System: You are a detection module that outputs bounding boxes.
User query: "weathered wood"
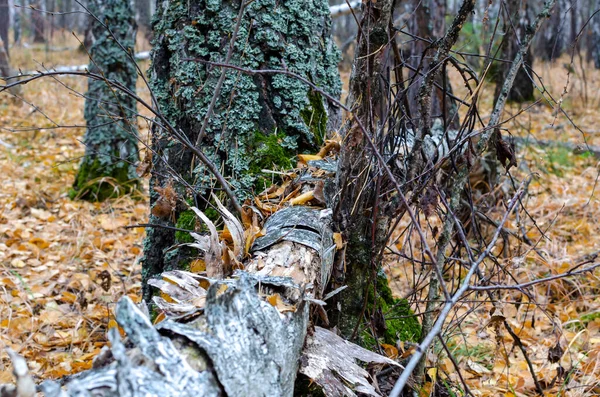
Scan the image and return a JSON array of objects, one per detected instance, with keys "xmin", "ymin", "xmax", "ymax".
[{"xmin": 1, "ymin": 206, "xmax": 403, "ymax": 396}]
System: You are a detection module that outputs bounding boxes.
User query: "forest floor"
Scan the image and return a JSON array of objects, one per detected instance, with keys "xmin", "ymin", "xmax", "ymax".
[{"xmin": 1, "ymin": 42, "xmax": 600, "ymax": 396}]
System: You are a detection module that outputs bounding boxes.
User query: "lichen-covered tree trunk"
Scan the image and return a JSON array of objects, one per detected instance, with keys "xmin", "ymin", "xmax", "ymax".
[
  {"xmin": 71, "ymin": 0, "xmax": 139, "ymax": 201},
  {"xmin": 142, "ymin": 0, "xmax": 342, "ymax": 301},
  {"xmin": 494, "ymin": 0, "xmax": 535, "ymax": 103}
]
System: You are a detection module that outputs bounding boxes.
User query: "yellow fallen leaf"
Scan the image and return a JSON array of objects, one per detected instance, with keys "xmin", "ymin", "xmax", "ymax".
[
  {"xmin": 29, "ymin": 237, "xmax": 50, "ymax": 249},
  {"xmin": 289, "ymin": 190, "xmax": 314, "ymax": 206},
  {"xmin": 381, "ymin": 343, "xmax": 398, "ymax": 359},
  {"xmin": 190, "ymin": 259, "xmax": 206, "ymax": 273},
  {"xmin": 333, "ymin": 232, "xmax": 343, "ymax": 250},
  {"xmin": 266, "ymin": 293, "xmax": 296, "ymax": 313},
  {"xmin": 10, "ymin": 258, "xmax": 26, "ymax": 268},
  {"xmin": 298, "ymin": 154, "xmax": 322, "ymax": 164},
  {"xmin": 316, "ymin": 139, "xmax": 340, "ymax": 158}
]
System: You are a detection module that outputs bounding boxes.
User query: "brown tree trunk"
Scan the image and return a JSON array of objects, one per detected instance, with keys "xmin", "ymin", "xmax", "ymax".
[
  {"xmin": 332, "ymin": 0, "xmax": 395, "ymax": 338},
  {"xmin": 535, "ymin": 0, "xmax": 564, "ymax": 61},
  {"xmin": 31, "ymin": 1, "xmax": 46, "ymax": 43}
]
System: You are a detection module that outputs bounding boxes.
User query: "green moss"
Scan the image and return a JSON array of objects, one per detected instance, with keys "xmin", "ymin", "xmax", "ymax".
[
  {"xmin": 175, "ymin": 210, "xmax": 197, "ymax": 243},
  {"xmin": 247, "ymin": 131, "xmax": 295, "ymax": 191},
  {"xmin": 70, "ymin": 157, "xmax": 137, "ymax": 201},
  {"xmin": 362, "ymin": 271, "xmax": 421, "ymax": 347},
  {"xmin": 300, "ymin": 91, "xmax": 328, "ymax": 146}
]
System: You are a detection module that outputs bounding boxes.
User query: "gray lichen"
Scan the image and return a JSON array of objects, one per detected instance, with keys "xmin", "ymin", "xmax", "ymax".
[
  {"xmin": 71, "ymin": 0, "xmax": 139, "ymax": 201},
  {"xmin": 150, "ymin": 0, "xmax": 341, "ymax": 198},
  {"xmin": 143, "ymin": 0, "xmax": 342, "ymax": 300}
]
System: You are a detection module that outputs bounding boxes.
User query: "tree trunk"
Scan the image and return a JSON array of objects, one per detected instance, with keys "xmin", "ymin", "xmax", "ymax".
[
  {"xmin": 142, "ymin": 0, "xmax": 342, "ymax": 302},
  {"xmin": 31, "ymin": 1, "xmax": 45, "ymax": 43},
  {"xmin": 13, "ymin": 0, "xmax": 21, "ymax": 45},
  {"xmin": 0, "ymin": 36, "xmax": 12, "ymax": 78},
  {"xmin": 0, "ymin": 0, "xmax": 9, "ymax": 57},
  {"xmin": 535, "ymin": 0, "xmax": 563, "ymax": 61},
  {"xmin": 2, "ymin": 204, "xmax": 405, "ymax": 397},
  {"xmin": 494, "ymin": 0, "xmax": 535, "ymax": 103},
  {"xmin": 134, "ymin": 0, "xmax": 152, "ymax": 41},
  {"xmin": 71, "ymin": 0, "xmax": 139, "ymax": 201},
  {"xmin": 332, "ymin": 0, "xmax": 402, "ymax": 340},
  {"xmin": 407, "ymin": 0, "xmax": 459, "ymax": 129},
  {"xmin": 591, "ymin": 0, "xmax": 600, "ymax": 68}
]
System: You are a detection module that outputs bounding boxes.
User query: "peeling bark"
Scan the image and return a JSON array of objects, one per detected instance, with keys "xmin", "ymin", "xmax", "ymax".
[{"xmin": 1, "ymin": 207, "xmax": 404, "ymax": 396}]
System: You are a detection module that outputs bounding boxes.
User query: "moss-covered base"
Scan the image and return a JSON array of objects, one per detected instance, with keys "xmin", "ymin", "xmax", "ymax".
[
  {"xmin": 331, "ymin": 224, "xmax": 421, "ymax": 347},
  {"xmin": 70, "ymin": 157, "xmax": 138, "ymax": 202},
  {"xmin": 362, "ymin": 271, "xmax": 421, "ymax": 348}
]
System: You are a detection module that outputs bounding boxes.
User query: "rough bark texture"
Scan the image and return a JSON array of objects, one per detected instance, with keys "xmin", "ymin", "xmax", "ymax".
[
  {"xmin": 407, "ymin": 0, "xmax": 459, "ymax": 129},
  {"xmin": 494, "ymin": 0, "xmax": 535, "ymax": 103},
  {"xmin": 142, "ymin": 0, "xmax": 342, "ymax": 302},
  {"xmin": 0, "ymin": 0, "xmax": 9, "ymax": 57},
  {"xmin": 71, "ymin": 0, "xmax": 139, "ymax": 201},
  {"xmin": 333, "ymin": 0, "xmax": 394, "ymax": 338}
]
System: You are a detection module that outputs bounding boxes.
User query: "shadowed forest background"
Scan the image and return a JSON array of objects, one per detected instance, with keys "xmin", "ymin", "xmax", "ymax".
[{"xmin": 2, "ymin": 0, "xmax": 600, "ymax": 396}]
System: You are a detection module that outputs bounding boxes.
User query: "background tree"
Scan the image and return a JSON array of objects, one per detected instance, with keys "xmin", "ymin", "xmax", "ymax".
[
  {"xmin": 31, "ymin": 1, "xmax": 45, "ymax": 43},
  {"xmin": 71, "ymin": 0, "xmax": 139, "ymax": 201},
  {"xmin": 535, "ymin": 0, "xmax": 565, "ymax": 61},
  {"xmin": 494, "ymin": 0, "xmax": 535, "ymax": 102},
  {"xmin": 134, "ymin": 0, "xmax": 153, "ymax": 40},
  {"xmin": 406, "ymin": 0, "xmax": 460, "ymax": 129},
  {"xmin": 0, "ymin": 0, "xmax": 9, "ymax": 57},
  {"xmin": 591, "ymin": 0, "xmax": 600, "ymax": 68},
  {"xmin": 142, "ymin": 0, "xmax": 342, "ymax": 300}
]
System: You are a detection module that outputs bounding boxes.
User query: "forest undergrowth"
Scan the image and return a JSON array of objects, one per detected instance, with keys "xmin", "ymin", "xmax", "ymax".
[{"xmin": 1, "ymin": 44, "xmax": 600, "ymax": 396}]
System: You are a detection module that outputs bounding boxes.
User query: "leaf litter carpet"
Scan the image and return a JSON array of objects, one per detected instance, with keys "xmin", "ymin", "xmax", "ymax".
[{"xmin": 0, "ymin": 50, "xmax": 600, "ymax": 396}]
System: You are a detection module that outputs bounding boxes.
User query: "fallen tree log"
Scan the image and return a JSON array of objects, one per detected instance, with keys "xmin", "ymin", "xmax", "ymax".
[{"xmin": 2, "ymin": 206, "xmax": 407, "ymax": 397}]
